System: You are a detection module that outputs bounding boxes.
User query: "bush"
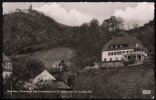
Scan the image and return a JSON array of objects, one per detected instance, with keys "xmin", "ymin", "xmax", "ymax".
[{"xmin": 122, "ymin": 59, "xmax": 136, "ymax": 66}]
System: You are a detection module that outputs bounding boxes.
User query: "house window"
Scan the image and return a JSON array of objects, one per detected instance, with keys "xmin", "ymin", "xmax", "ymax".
[
  {"xmin": 115, "ymin": 45, "xmax": 118, "ymax": 48},
  {"xmin": 136, "ymin": 44, "xmax": 139, "ymax": 47},
  {"xmin": 108, "ymin": 52, "xmax": 113, "ymax": 56},
  {"xmin": 126, "ymin": 51, "xmax": 129, "ymax": 53},
  {"xmin": 113, "ymin": 45, "xmax": 116, "ymax": 48},
  {"xmin": 108, "ymin": 52, "xmax": 111, "ymax": 56},
  {"xmin": 114, "ymin": 52, "xmax": 122, "ymax": 55},
  {"xmin": 104, "ymin": 58, "xmax": 106, "ymax": 62},
  {"xmin": 115, "ymin": 57, "xmax": 118, "ymax": 61},
  {"xmin": 111, "ymin": 52, "xmax": 113, "ymax": 55},
  {"xmin": 7, "ymin": 65, "xmax": 9, "ymax": 69},
  {"xmin": 110, "ymin": 58, "xmax": 112, "ymax": 61},
  {"xmin": 128, "ymin": 56, "xmax": 131, "ymax": 60},
  {"xmin": 110, "ymin": 45, "xmax": 113, "ymax": 48}
]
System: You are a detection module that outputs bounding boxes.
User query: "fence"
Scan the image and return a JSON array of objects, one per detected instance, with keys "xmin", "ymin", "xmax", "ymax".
[
  {"xmin": 3, "ymin": 90, "xmax": 91, "ymax": 98},
  {"xmin": 101, "ymin": 60, "xmax": 144, "ymax": 68}
]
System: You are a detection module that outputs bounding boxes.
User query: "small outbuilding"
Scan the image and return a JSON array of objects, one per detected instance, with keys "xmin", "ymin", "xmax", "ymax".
[{"xmin": 33, "ymin": 70, "xmax": 56, "ymax": 83}]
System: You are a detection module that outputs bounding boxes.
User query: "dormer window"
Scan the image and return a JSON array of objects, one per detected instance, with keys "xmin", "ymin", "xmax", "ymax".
[
  {"xmin": 136, "ymin": 44, "xmax": 139, "ymax": 47},
  {"xmin": 109, "ymin": 44, "xmax": 128, "ymax": 49},
  {"xmin": 113, "ymin": 45, "xmax": 116, "ymax": 48},
  {"xmin": 7, "ymin": 65, "xmax": 9, "ymax": 69},
  {"xmin": 123, "ymin": 44, "xmax": 128, "ymax": 48}
]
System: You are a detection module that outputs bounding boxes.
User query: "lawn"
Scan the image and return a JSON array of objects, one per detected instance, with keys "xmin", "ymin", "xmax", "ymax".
[
  {"xmin": 12, "ymin": 47, "xmax": 76, "ymax": 70},
  {"xmin": 72, "ymin": 62, "xmax": 155, "ymax": 99}
]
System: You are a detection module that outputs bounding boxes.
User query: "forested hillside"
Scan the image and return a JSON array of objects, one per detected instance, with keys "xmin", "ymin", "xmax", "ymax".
[
  {"xmin": 128, "ymin": 20, "xmax": 155, "ymax": 57},
  {"xmin": 3, "ymin": 10, "xmax": 154, "ymax": 67},
  {"xmin": 3, "ymin": 9, "xmax": 155, "ymax": 99},
  {"xmin": 3, "ymin": 10, "xmax": 75, "ymax": 55}
]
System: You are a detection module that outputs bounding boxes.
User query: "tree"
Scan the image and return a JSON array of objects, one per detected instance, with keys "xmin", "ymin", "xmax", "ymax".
[
  {"xmin": 24, "ymin": 58, "xmax": 45, "ymax": 79},
  {"xmin": 88, "ymin": 19, "xmax": 101, "ymax": 57},
  {"xmin": 132, "ymin": 23, "xmax": 139, "ymax": 29},
  {"xmin": 102, "ymin": 16, "xmax": 124, "ymax": 32},
  {"xmin": 12, "ymin": 57, "xmax": 45, "ymax": 82},
  {"xmin": 12, "ymin": 57, "xmax": 28, "ymax": 81}
]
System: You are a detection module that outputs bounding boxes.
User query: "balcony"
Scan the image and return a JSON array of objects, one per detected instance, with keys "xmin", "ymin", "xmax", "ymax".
[{"xmin": 122, "ymin": 51, "xmax": 147, "ymax": 56}]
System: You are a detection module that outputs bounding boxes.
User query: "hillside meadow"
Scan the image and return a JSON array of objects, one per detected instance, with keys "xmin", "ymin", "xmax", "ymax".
[{"xmin": 72, "ymin": 61, "xmax": 155, "ymax": 98}]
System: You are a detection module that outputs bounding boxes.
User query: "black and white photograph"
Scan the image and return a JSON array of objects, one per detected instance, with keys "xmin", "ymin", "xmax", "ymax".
[{"xmin": 2, "ymin": 2, "xmax": 155, "ymax": 99}]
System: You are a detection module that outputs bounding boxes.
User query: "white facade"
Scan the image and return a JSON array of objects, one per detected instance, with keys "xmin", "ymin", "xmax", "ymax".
[
  {"xmin": 102, "ymin": 36, "xmax": 148, "ymax": 65},
  {"xmin": 3, "ymin": 62, "xmax": 12, "ymax": 79},
  {"xmin": 33, "ymin": 70, "xmax": 56, "ymax": 83},
  {"xmin": 3, "ymin": 62, "xmax": 12, "ymax": 69},
  {"xmin": 3, "ymin": 71, "xmax": 12, "ymax": 79},
  {"xmin": 102, "ymin": 48, "xmax": 147, "ymax": 62},
  {"xmin": 102, "ymin": 49, "xmax": 133, "ymax": 62}
]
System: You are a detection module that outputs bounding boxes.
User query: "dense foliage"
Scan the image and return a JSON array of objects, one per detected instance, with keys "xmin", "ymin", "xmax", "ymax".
[
  {"xmin": 3, "ymin": 11, "xmax": 75, "ymax": 55},
  {"xmin": 3, "ymin": 10, "xmax": 154, "ymax": 67},
  {"xmin": 12, "ymin": 57, "xmax": 45, "ymax": 82},
  {"xmin": 3, "ymin": 10, "xmax": 154, "ymax": 98},
  {"xmin": 128, "ymin": 20, "xmax": 155, "ymax": 57}
]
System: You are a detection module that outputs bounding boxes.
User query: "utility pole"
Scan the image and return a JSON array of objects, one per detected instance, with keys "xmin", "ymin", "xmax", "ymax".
[
  {"xmin": 11, "ymin": 82, "xmax": 12, "ymax": 98},
  {"xmin": 31, "ymin": 70, "xmax": 33, "ymax": 79}
]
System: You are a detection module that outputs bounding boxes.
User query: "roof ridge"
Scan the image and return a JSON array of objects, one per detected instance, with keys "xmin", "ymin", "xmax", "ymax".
[
  {"xmin": 3, "ymin": 53, "xmax": 11, "ymax": 62},
  {"xmin": 102, "ymin": 34, "xmax": 141, "ymax": 51}
]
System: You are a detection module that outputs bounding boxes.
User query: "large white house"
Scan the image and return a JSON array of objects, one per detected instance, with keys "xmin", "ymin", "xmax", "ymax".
[
  {"xmin": 102, "ymin": 35, "xmax": 147, "ymax": 62},
  {"xmin": 2, "ymin": 53, "xmax": 13, "ymax": 79}
]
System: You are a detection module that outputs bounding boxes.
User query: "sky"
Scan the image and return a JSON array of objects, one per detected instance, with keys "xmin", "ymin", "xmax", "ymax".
[{"xmin": 3, "ymin": 2, "xmax": 154, "ymax": 27}]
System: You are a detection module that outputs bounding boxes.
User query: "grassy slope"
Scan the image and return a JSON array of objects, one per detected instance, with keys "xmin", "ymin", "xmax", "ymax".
[
  {"xmin": 31, "ymin": 48, "xmax": 75, "ymax": 69},
  {"xmin": 73, "ymin": 62, "xmax": 155, "ymax": 98},
  {"xmin": 14, "ymin": 47, "xmax": 76, "ymax": 70}
]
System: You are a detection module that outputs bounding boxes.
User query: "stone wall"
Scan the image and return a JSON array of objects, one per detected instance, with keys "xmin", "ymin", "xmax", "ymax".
[
  {"xmin": 101, "ymin": 62, "xmax": 124, "ymax": 67},
  {"xmin": 101, "ymin": 61, "xmax": 143, "ymax": 68}
]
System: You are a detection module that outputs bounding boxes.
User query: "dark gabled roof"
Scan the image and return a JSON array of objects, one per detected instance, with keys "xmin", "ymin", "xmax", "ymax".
[
  {"xmin": 102, "ymin": 35, "xmax": 143, "ymax": 51},
  {"xmin": 3, "ymin": 53, "xmax": 11, "ymax": 62},
  {"xmin": 48, "ymin": 81, "xmax": 71, "ymax": 90},
  {"xmin": 56, "ymin": 81, "xmax": 71, "ymax": 90}
]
